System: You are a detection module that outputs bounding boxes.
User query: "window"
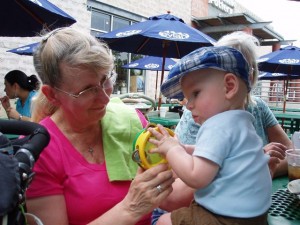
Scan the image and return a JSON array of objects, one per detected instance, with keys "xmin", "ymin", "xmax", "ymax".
[
  {"xmin": 90, "ymin": 7, "xmax": 144, "ymax": 94},
  {"xmin": 91, "ymin": 12, "xmax": 110, "ymax": 33}
]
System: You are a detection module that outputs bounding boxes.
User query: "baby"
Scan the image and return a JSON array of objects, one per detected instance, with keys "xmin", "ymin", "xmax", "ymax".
[{"xmin": 149, "ymin": 46, "xmax": 271, "ymax": 225}]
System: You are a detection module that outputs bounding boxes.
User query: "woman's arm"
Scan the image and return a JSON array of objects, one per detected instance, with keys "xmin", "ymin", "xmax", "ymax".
[
  {"xmin": 27, "ymin": 164, "xmax": 174, "ymax": 225},
  {"xmin": 88, "ymin": 164, "xmax": 174, "ymax": 225},
  {"xmin": 5, "ymin": 107, "xmax": 31, "ymax": 121},
  {"xmin": 26, "ymin": 195, "xmax": 68, "ymax": 225}
]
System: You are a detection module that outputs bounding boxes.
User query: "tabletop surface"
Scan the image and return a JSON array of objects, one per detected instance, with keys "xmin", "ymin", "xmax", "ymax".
[
  {"xmin": 269, "ymin": 176, "xmax": 300, "ymax": 225},
  {"xmin": 147, "ymin": 111, "xmax": 180, "ymax": 127},
  {"xmin": 273, "ymin": 112, "xmax": 300, "ymax": 119}
]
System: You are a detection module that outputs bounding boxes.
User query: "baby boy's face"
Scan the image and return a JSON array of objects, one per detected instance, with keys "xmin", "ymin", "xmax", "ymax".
[{"xmin": 181, "ymin": 68, "xmax": 228, "ymax": 124}]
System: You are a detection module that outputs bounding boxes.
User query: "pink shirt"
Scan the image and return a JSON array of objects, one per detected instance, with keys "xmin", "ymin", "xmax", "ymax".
[{"xmin": 26, "ymin": 115, "xmax": 150, "ymax": 225}]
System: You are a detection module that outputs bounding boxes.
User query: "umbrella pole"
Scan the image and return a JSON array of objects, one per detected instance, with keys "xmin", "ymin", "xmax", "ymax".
[
  {"xmin": 280, "ymin": 79, "xmax": 289, "ymax": 129},
  {"xmin": 283, "ymin": 79, "xmax": 289, "ymax": 113},
  {"xmin": 155, "ymin": 71, "xmax": 159, "ymax": 101},
  {"xmin": 158, "ymin": 44, "xmax": 167, "ymax": 110}
]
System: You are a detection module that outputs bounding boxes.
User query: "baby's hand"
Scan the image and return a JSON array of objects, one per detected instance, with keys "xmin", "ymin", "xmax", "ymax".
[{"xmin": 148, "ymin": 124, "xmax": 180, "ymax": 156}]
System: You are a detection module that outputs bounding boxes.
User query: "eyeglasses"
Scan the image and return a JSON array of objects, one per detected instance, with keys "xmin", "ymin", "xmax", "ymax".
[{"xmin": 54, "ymin": 72, "xmax": 116, "ymax": 99}]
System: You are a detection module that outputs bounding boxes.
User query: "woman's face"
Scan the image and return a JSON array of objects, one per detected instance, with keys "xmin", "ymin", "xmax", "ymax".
[
  {"xmin": 4, "ymin": 79, "xmax": 15, "ymax": 99},
  {"xmin": 53, "ymin": 64, "xmax": 113, "ymax": 124}
]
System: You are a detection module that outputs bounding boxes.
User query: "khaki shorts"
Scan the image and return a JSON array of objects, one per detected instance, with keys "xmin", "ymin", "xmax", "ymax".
[{"xmin": 171, "ymin": 201, "xmax": 268, "ymax": 225}]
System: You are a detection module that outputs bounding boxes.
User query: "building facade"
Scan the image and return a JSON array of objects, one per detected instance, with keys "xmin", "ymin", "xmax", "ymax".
[{"xmin": 0, "ymin": 0, "xmax": 288, "ymax": 102}]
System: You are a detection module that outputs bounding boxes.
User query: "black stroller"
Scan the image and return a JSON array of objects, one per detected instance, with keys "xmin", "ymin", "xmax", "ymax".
[{"xmin": 0, "ymin": 120, "xmax": 50, "ymax": 225}]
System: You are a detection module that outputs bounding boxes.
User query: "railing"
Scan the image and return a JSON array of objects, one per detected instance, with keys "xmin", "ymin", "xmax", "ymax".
[
  {"xmin": 252, "ymin": 80, "xmax": 300, "ymax": 110},
  {"xmin": 253, "ymin": 80, "xmax": 300, "ymax": 137}
]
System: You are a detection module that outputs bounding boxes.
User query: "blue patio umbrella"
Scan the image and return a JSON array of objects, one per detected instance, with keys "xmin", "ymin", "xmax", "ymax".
[
  {"xmin": 122, "ymin": 56, "xmax": 176, "ymax": 71},
  {"xmin": 7, "ymin": 42, "xmax": 39, "ymax": 56},
  {"xmin": 258, "ymin": 46, "xmax": 300, "ymax": 112},
  {"xmin": 258, "ymin": 72, "xmax": 300, "ymax": 80},
  {"xmin": 258, "ymin": 45, "xmax": 300, "ymax": 75},
  {"xmin": 1, "ymin": 0, "xmax": 76, "ymax": 37},
  {"xmin": 122, "ymin": 56, "xmax": 177, "ymax": 100},
  {"xmin": 98, "ymin": 12, "xmax": 215, "ymax": 107},
  {"xmin": 98, "ymin": 13, "xmax": 215, "ymax": 59}
]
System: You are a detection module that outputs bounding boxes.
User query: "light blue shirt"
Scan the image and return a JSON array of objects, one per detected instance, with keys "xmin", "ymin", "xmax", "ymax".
[
  {"xmin": 16, "ymin": 90, "xmax": 37, "ymax": 117},
  {"xmin": 194, "ymin": 110, "xmax": 271, "ymax": 217},
  {"xmin": 175, "ymin": 96, "xmax": 278, "ymax": 146}
]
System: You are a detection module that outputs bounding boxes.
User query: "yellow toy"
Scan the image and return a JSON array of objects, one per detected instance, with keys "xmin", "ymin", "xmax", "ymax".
[{"xmin": 132, "ymin": 124, "xmax": 174, "ymax": 170}]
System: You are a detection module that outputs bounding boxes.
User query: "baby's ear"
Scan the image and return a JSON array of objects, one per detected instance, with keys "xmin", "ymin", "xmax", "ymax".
[{"xmin": 224, "ymin": 73, "xmax": 239, "ymax": 99}]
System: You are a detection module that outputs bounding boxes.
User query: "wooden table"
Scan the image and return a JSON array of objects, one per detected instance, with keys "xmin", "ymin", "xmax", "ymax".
[
  {"xmin": 268, "ymin": 176, "xmax": 300, "ymax": 225},
  {"xmin": 273, "ymin": 112, "xmax": 300, "ymax": 135}
]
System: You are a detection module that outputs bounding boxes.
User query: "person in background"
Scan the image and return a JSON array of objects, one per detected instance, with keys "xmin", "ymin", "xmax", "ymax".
[
  {"xmin": 149, "ymin": 46, "xmax": 272, "ymax": 225},
  {"xmin": 25, "ymin": 27, "xmax": 174, "ymax": 225},
  {"xmin": 1, "ymin": 70, "xmax": 39, "ymax": 121},
  {"xmin": 175, "ymin": 31, "xmax": 291, "ymax": 177}
]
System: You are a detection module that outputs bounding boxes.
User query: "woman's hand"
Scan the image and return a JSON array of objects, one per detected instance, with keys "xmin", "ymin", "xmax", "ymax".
[
  {"xmin": 0, "ymin": 96, "xmax": 10, "ymax": 109},
  {"xmin": 263, "ymin": 142, "xmax": 286, "ymax": 178},
  {"xmin": 120, "ymin": 163, "xmax": 174, "ymax": 219}
]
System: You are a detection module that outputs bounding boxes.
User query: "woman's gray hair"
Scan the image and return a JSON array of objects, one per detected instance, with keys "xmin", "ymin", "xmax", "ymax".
[
  {"xmin": 33, "ymin": 27, "xmax": 114, "ymax": 87},
  {"xmin": 215, "ymin": 31, "xmax": 260, "ymax": 87}
]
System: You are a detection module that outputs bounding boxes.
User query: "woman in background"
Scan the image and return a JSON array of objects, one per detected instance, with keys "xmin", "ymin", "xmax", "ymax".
[{"xmin": 1, "ymin": 70, "xmax": 39, "ymax": 121}]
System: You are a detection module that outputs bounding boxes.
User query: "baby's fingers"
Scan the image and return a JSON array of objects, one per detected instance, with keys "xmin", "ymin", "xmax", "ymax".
[
  {"xmin": 148, "ymin": 137, "xmax": 159, "ymax": 146},
  {"xmin": 148, "ymin": 127, "xmax": 163, "ymax": 139},
  {"xmin": 156, "ymin": 124, "xmax": 170, "ymax": 136}
]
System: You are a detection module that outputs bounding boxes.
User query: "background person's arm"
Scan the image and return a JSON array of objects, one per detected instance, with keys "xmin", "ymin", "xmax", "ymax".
[{"xmin": 267, "ymin": 124, "xmax": 292, "ymax": 177}]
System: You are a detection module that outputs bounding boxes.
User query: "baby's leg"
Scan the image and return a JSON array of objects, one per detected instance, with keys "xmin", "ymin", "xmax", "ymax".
[{"xmin": 156, "ymin": 212, "xmax": 172, "ymax": 225}]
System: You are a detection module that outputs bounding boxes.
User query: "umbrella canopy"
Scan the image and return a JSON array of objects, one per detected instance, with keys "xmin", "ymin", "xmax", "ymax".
[
  {"xmin": 98, "ymin": 13, "xmax": 215, "ymax": 59},
  {"xmin": 122, "ymin": 56, "xmax": 177, "ymax": 100},
  {"xmin": 258, "ymin": 46, "xmax": 300, "ymax": 113},
  {"xmin": 1, "ymin": 0, "xmax": 76, "ymax": 37},
  {"xmin": 258, "ymin": 72, "xmax": 300, "ymax": 80},
  {"xmin": 7, "ymin": 42, "xmax": 39, "ymax": 55},
  {"xmin": 258, "ymin": 45, "xmax": 300, "ymax": 75},
  {"xmin": 98, "ymin": 12, "xmax": 215, "ymax": 107},
  {"xmin": 122, "ymin": 56, "xmax": 176, "ymax": 71}
]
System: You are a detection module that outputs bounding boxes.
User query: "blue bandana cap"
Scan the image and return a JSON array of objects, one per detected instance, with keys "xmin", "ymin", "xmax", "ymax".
[{"xmin": 161, "ymin": 46, "xmax": 251, "ymax": 99}]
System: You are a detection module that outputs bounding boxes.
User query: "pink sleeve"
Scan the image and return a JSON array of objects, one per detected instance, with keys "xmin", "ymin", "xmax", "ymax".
[{"xmin": 135, "ymin": 109, "xmax": 148, "ymax": 128}]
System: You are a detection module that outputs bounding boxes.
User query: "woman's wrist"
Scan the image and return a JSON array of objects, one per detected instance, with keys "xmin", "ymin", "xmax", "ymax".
[
  {"xmin": 88, "ymin": 201, "xmax": 140, "ymax": 225},
  {"xmin": 5, "ymin": 106, "xmax": 11, "ymax": 113},
  {"xmin": 18, "ymin": 114, "xmax": 23, "ymax": 120},
  {"xmin": 117, "ymin": 199, "xmax": 143, "ymax": 222}
]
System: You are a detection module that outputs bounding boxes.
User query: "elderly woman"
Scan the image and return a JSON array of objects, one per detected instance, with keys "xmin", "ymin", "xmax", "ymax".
[{"xmin": 25, "ymin": 27, "xmax": 174, "ymax": 225}]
